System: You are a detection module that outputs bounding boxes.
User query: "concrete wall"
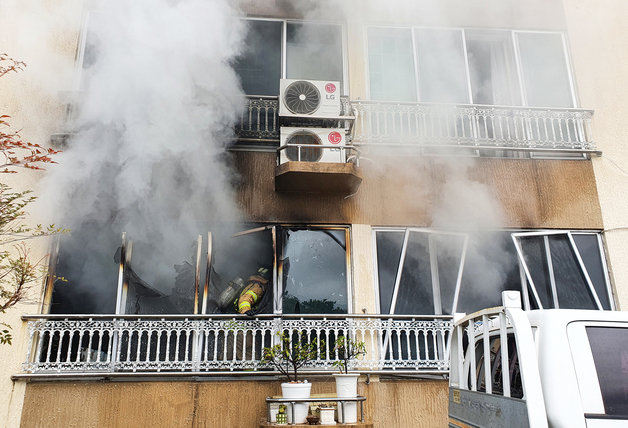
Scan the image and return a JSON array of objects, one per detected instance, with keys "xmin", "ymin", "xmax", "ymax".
[
  {"xmin": 563, "ymin": 0, "xmax": 628, "ymax": 309},
  {"xmin": 20, "ymin": 378, "xmax": 448, "ymax": 428}
]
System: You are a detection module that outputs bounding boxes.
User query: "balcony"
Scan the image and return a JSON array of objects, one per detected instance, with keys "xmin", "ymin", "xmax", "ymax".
[
  {"xmin": 351, "ymin": 101, "xmax": 596, "ymax": 156},
  {"xmin": 234, "ymin": 97, "xmax": 597, "ymax": 157},
  {"xmin": 17, "ymin": 314, "xmax": 452, "ymax": 379}
]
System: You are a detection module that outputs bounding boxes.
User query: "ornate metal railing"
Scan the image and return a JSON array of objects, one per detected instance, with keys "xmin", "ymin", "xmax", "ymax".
[
  {"xmin": 21, "ymin": 314, "xmax": 452, "ymax": 375},
  {"xmin": 234, "ymin": 96, "xmax": 354, "ymax": 144},
  {"xmin": 351, "ymin": 100, "xmax": 596, "ymax": 153}
]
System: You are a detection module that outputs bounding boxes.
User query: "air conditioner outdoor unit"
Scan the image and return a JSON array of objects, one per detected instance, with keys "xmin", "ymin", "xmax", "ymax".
[
  {"xmin": 279, "ymin": 127, "xmax": 346, "ymax": 164},
  {"xmin": 279, "ymin": 79, "xmax": 341, "ymax": 119}
]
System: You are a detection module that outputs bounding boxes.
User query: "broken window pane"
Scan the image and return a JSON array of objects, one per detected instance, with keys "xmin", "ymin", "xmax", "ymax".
[
  {"xmin": 233, "ymin": 20, "xmax": 282, "ymax": 95},
  {"xmin": 286, "ymin": 23, "xmax": 343, "ymax": 87},
  {"xmin": 375, "ymin": 231, "xmax": 405, "ymax": 314},
  {"xmin": 281, "ymin": 228, "xmax": 348, "ymax": 314}
]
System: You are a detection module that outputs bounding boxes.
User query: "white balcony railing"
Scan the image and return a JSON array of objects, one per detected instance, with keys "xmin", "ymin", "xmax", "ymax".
[
  {"xmin": 351, "ymin": 101, "xmax": 596, "ymax": 153},
  {"xmin": 20, "ymin": 314, "xmax": 452, "ymax": 376}
]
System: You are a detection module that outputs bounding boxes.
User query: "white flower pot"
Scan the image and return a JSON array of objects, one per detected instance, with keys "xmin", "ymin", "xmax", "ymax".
[
  {"xmin": 319, "ymin": 407, "xmax": 336, "ymax": 425},
  {"xmin": 333, "ymin": 373, "xmax": 359, "ymax": 423},
  {"xmin": 281, "ymin": 381, "xmax": 312, "ymax": 424}
]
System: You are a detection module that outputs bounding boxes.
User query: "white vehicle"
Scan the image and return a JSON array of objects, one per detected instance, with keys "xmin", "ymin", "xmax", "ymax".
[{"xmin": 449, "ymin": 291, "xmax": 628, "ymax": 428}]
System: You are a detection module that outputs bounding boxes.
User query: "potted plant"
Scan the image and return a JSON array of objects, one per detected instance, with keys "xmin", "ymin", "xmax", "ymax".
[
  {"xmin": 332, "ymin": 336, "xmax": 366, "ymax": 423},
  {"xmin": 262, "ymin": 331, "xmax": 321, "ymax": 424}
]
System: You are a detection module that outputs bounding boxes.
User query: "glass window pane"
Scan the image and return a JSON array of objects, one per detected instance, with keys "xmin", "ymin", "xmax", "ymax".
[
  {"xmin": 517, "ymin": 32, "xmax": 573, "ymax": 108},
  {"xmin": 51, "ymin": 231, "xmax": 118, "ymax": 314},
  {"xmin": 572, "ymin": 234, "xmax": 611, "ymax": 310},
  {"xmin": 414, "ymin": 28, "xmax": 469, "ymax": 104},
  {"xmin": 587, "ymin": 327, "xmax": 628, "ymax": 416},
  {"xmin": 287, "ymin": 23, "xmax": 343, "ymax": 87},
  {"xmin": 432, "ymin": 234, "xmax": 466, "ymax": 314},
  {"xmin": 518, "ymin": 236, "xmax": 554, "ymax": 308},
  {"xmin": 233, "ymin": 20, "xmax": 282, "ymax": 95},
  {"xmin": 457, "ymin": 232, "xmax": 519, "ymax": 313},
  {"xmin": 375, "ymin": 231, "xmax": 405, "ymax": 314},
  {"xmin": 367, "ymin": 27, "xmax": 417, "ymax": 102},
  {"xmin": 549, "ymin": 235, "xmax": 598, "ymax": 309},
  {"xmin": 465, "ymin": 30, "xmax": 521, "ymax": 105},
  {"xmin": 281, "ymin": 229, "xmax": 348, "ymax": 314},
  {"xmin": 395, "ymin": 232, "xmax": 433, "ymax": 314}
]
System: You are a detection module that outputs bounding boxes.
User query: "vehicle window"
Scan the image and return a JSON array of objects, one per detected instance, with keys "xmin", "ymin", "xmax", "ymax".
[{"xmin": 586, "ymin": 327, "xmax": 628, "ymax": 416}]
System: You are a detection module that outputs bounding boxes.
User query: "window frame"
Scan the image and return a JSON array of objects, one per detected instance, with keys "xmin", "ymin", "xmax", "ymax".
[
  {"xmin": 239, "ymin": 17, "xmax": 349, "ymax": 96},
  {"xmin": 275, "ymin": 224, "xmax": 352, "ymax": 315},
  {"xmin": 372, "ymin": 228, "xmax": 614, "ymax": 316},
  {"xmin": 512, "ymin": 230, "xmax": 610, "ymax": 311},
  {"xmin": 364, "ymin": 25, "xmax": 578, "ymax": 108},
  {"xmin": 371, "ymin": 227, "xmax": 468, "ymax": 316}
]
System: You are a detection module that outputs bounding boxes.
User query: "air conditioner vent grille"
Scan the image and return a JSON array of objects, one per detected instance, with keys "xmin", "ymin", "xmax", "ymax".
[
  {"xmin": 285, "ymin": 130, "xmax": 322, "ymax": 162},
  {"xmin": 283, "ymin": 80, "xmax": 321, "ymax": 115}
]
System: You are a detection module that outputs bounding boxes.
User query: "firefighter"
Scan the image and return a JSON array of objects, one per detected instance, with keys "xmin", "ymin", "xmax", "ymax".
[{"xmin": 236, "ymin": 266, "xmax": 270, "ymax": 315}]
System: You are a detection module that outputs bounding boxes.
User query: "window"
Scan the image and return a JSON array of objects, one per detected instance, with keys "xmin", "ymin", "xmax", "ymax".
[
  {"xmin": 373, "ymin": 229, "xmax": 613, "ymax": 315},
  {"xmin": 233, "ymin": 19, "xmax": 345, "ymax": 96},
  {"xmin": 513, "ymin": 231, "xmax": 612, "ymax": 310},
  {"xmin": 587, "ymin": 327, "xmax": 628, "ymax": 416},
  {"xmin": 367, "ymin": 27, "xmax": 576, "ymax": 108},
  {"xmin": 50, "ymin": 225, "xmax": 350, "ymax": 316},
  {"xmin": 280, "ymin": 228, "xmax": 349, "ymax": 314},
  {"xmin": 374, "ymin": 229, "xmax": 467, "ymax": 315}
]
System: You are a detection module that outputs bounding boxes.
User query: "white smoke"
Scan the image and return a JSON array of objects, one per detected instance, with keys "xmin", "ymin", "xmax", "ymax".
[{"xmin": 38, "ymin": 0, "xmax": 246, "ymax": 311}]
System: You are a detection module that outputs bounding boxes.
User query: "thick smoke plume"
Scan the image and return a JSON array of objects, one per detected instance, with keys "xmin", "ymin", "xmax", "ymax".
[{"xmin": 39, "ymin": 0, "xmax": 246, "ymax": 313}]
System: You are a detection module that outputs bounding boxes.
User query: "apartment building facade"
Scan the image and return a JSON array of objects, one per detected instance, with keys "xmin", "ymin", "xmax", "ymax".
[{"xmin": 1, "ymin": 0, "xmax": 625, "ymax": 426}]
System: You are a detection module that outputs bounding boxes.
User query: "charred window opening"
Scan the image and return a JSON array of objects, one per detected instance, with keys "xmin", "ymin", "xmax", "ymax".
[
  {"xmin": 233, "ymin": 19, "xmax": 345, "ymax": 96},
  {"xmin": 280, "ymin": 228, "xmax": 349, "ymax": 314},
  {"xmin": 48, "ymin": 224, "xmax": 349, "ymax": 316},
  {"xmin": 374, "ymin": 229, "xmax": 612, "ymax": 314}
]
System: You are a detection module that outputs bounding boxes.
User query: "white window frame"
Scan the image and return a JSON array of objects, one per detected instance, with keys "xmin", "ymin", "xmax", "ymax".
[
  {"xmin": 512, "ymin": 230, "xmax": 606, "ymax": 310},
  {"xmin": 365, "ymin": 25, "xmax": 578, "ymax": 108},
  {"xmin": 372, "ymin": 227, "xmax": 468, "ymax": 316}
]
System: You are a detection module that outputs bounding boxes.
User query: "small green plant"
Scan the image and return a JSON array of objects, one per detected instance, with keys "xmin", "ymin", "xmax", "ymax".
[
  {"xmin": 332, "ymin": 336, "xmax": 366, "ymax": 374},
  {"xmin": 261, "ymin": 331, "xmax": 322, "ymax": 383}
]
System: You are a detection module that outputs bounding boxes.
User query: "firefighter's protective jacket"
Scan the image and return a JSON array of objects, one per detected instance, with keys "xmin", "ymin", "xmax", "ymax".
[{"xmin": 237, "ymin": 268, "xmax": 269, "ymax": 314}]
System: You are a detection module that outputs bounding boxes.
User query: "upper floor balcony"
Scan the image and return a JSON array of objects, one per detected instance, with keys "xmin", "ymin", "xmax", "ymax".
[{"xmin": 234, "ymin": 96, "xmax": 596, "ymax": 156}]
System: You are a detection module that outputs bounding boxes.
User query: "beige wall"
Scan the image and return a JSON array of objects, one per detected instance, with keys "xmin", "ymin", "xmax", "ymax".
[
  {"xmin": 0, "ymin": 2, "xmax": 83, "ymax": 426},
  {"xmin": 563, "ymin": 0, "xmax": 628, "ymax": 309}
]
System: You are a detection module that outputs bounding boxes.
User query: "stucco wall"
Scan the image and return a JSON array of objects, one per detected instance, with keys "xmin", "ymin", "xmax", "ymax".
[
  {"xmin": 20, "ymin": 378, "xmax": 448, "ymax": 428},
  {"xmin": 563, "ymin": 0, "xmax": 628, "ymax": 309}
]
